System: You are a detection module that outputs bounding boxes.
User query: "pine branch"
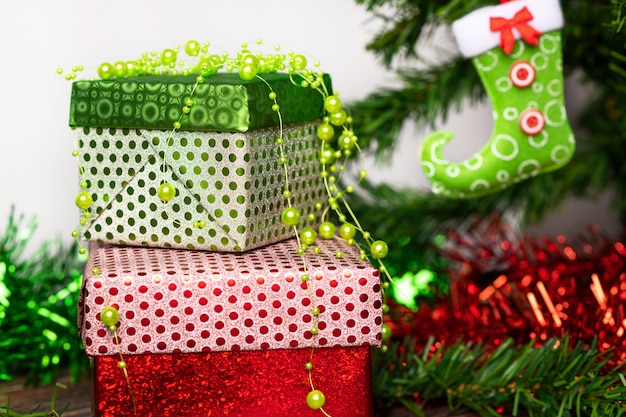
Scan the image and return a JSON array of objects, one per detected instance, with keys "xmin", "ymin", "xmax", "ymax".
[
  {"xmin": 354, "ymin": 0, "xmax": 493, "ymax": 68},
  {"xmin": 561, "ymin": 2, "xmax": 626, "ymax": 93},
  {"xmin": 346, "ymin": 180, "xmax": 491, "ymax": 273},
  {"xmin": 611, "ymin": 0, "xmax": 626, "ymax": 34},
  {"xmin": 373, "ymin": 336, "xmax": 626, "ymax": 417},
  {"xmin": 349, "ymin": 58, "xmax": 484, "ymax": 159}
]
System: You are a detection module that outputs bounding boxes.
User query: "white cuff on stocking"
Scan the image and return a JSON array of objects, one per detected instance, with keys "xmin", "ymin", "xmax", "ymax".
[{"xmin": 452, "ymin": 0, "xmax": 564, "ymax": 58}]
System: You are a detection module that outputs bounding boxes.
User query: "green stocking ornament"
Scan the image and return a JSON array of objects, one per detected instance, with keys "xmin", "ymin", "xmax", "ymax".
[{"xmin": 420, "ymin": 0, "xmax": 575, "ymax": 198}]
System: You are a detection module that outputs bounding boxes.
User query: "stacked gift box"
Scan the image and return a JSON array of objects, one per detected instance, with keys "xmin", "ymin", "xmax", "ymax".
[{"xmin": 71, "ymin": 71, "xmax": 383, "ymax": 416}]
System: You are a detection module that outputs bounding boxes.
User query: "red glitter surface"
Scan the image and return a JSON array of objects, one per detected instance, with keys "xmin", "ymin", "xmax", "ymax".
[{"xmin": 93, "ymin": 346, "xmax": 372, "ymax": 417}]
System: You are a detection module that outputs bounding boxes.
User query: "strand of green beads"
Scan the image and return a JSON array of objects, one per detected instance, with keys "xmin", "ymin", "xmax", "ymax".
[
  {"xmin": 93, "ymin": 266, "xmax": 137, "ymax": 414},
  {"xmin": 312, "ymin": 86, "xmax": 394, "ymax": 355},
  {"xmin": 71, "ymin": 130, "xmax": 93, "ymax": 256},
  {"xmin": 275, "ymin": 51, "xmax": 332, "ymax": 415},
  {"xmin": 157, "ymin": 74, "xmax": 210, "ymax": 231}
]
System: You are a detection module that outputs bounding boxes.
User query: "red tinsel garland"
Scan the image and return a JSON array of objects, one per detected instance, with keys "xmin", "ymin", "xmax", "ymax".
[{"xmin": 390, "ymin": 215, "xmax": 626, "ymax": 365}]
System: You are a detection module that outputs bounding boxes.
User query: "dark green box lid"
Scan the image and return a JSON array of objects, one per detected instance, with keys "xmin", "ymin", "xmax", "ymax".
[{"xmin": 69, "ymin": 72, "xmax": 331, "ymax": 132}]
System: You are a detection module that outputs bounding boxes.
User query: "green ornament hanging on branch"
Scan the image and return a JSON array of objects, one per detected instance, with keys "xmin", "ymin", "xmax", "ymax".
[{"xmin": 420, "ymin": 0, "xmax": 575, "ymax": 198}]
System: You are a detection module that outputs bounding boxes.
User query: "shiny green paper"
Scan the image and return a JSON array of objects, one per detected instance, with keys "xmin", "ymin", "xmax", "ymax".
[{"xmin": 69, "ymin": 73, "xmax": 331, "ymax": 132}]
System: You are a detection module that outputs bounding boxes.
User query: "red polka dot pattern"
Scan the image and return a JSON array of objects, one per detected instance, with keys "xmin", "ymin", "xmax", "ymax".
[{"xmin": 78, "ymin": 238, "xmax": 382, "ymax": 355}]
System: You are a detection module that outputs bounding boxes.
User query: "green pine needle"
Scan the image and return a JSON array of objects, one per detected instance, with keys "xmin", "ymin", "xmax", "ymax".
[{"xmin": 373, "ymin": 336, "xmax": 626, "ymax": 417}]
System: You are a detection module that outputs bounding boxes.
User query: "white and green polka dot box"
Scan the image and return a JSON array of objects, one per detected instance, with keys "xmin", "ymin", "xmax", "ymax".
[{"xmin": 69, "ymin": 72, "xmax": 330, "ymax": 251}]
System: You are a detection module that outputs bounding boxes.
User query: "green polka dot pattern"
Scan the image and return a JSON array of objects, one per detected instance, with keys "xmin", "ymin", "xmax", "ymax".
[
  {"xmin": 78, "ymin": 123, "xmax": 323, "ymax": 251},
  {"xmin": 419, "ymin": 31, "xmax": 575, "ymax": 198},
  {"xmin": 70, "ymin": 73, "xmax": 330, "ymax": 132}
]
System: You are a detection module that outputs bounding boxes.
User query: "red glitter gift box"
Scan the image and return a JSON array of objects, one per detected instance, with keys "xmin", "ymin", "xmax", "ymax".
[{"xmin": 78, "ymin": 238, "xmax": 383, "ymax": 416}]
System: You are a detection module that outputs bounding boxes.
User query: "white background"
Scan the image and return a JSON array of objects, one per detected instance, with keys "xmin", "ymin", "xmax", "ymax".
[{"xmin": 0, "ymin": 0, "xmax": 617, "ymax": 250}]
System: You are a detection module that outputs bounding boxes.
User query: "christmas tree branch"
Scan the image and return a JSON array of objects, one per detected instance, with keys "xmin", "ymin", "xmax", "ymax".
[
  {"xmin": 354, "ymin": 0, "xmax": 494, "ymax": 68},
  {"xmin": 611, "ymin": 0, "xmax": 626, "ymax": 33},
  {"xmin": 351, "ymin": 0, "xmax": 626, "ymax": 160},
  {"xmin": 373, "ymin": 336, "xmax": 626, "ymax": 417},
  {"xmin": 349, "ymin": 59, "xmax": 484, "ymax": 159}
]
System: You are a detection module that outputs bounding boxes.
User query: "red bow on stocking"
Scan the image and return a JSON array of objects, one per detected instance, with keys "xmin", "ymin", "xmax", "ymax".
[{"xmin": 490, "ymin": 6, "xmax": 543, "ymax": 55}]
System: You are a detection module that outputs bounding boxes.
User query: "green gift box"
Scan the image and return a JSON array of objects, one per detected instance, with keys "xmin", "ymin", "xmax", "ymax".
[{"xmin": 70, "ymin": 73, "xmax": 330, "ymax": 252}]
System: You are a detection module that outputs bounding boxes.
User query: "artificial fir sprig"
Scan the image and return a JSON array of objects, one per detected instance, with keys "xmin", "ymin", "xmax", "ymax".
[
  {"xmin": 354, "ymin": 0, "xmax": 489, "ymax": 68},
  {"xmin": 613, "ymin": 0, "xmax": 626, "ymax": 33},
  {"xmin": 373, "ymin": 336, "xmax": 626, "ymax": 417},
  {"xmin": 349, "ymin": 58, "xmax": 482, "ymax": 160}
]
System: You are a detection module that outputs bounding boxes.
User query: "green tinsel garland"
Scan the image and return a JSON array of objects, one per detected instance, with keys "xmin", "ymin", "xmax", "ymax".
[{"xmin": 0, "ymin": 208, "xmax": 87, "ymax": 386}]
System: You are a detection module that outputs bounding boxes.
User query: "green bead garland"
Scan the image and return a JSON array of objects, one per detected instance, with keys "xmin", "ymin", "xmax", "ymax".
[
  {"xmin": 370, "ymin": 240, "xmax": 389, "ymax": 259},
  {"xmin": 100, "ymin": 306, "xmax": 119, "ymax": 328},
  {"xmin": 323, "ymin": 95, "xmax": 342, "ymax": 113},
  {"xmin": 317, "ymin": 123, "xmax": 335, "ymax": 141},
  {"xmin": 318, "ymin": 222, "xmax": 336, "ymax": 240},
  {"xmin": 75, "ymin": 191, "xmax": 93, "ymax": 210},
  {"xmin": 157, "ymin": 183, "xmax": 176, "ymax": 202},
  {"xmin": 281, "ymin": 207, "xmax": 301, "ymax": 226},
  {"xmin": 300, "ymin": 227, "xmax": 318, "ymax": 245},
  {"xmin": 306, "ymin": 390, "xmax": 326, "ymax": 410},
  {"xmin": 185, "ymin": 40, "xmax": 201, "ymax": 56},
  {"xmin": 97, "ymin": 62, "xmax": 114, "ymax": 80},
  {"xmin": 339, "ymin": 223, "xmax": 357, "ymax": 240},
  {"xmin": 381, "ymin": 323, "xmax": 392, "ymax": 342}
]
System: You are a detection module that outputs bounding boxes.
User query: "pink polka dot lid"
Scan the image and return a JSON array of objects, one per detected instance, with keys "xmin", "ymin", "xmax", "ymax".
[{"xmin": 78, "ymin": 238, "xmax": 383, "ymax": 356}]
